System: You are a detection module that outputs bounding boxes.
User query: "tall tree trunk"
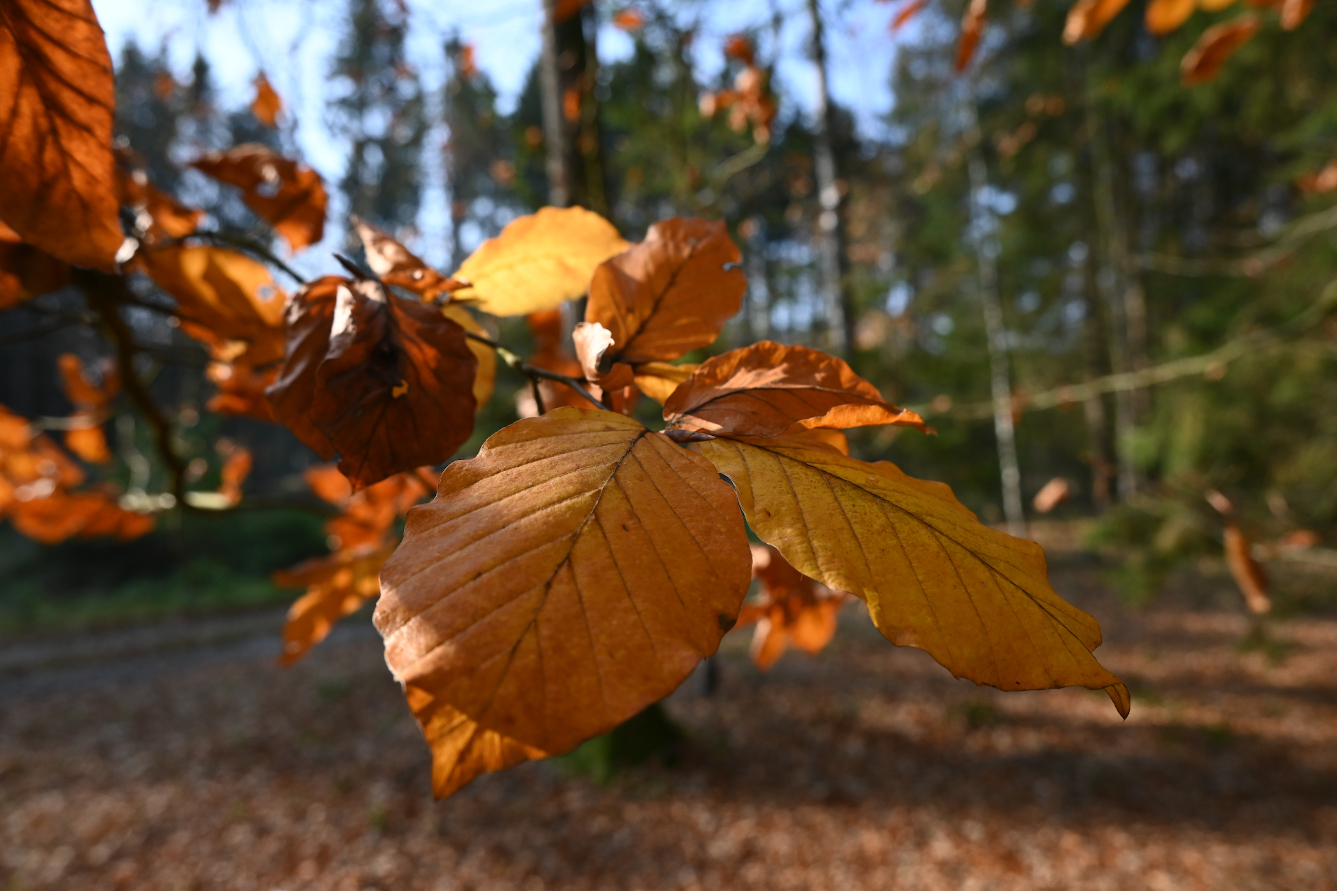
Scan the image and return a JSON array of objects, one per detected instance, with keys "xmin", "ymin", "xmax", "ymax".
[
  {"xmin": 1082, "ymin": 260, "xmax": 1113, "ymax": 512},
  {"xmin": 966, "ymin": 129, "xmax": 1027, "ymax": 539},
  {"xmin": 804, "ymin": 0, "xmax": 852, "ymax": 356},
  {"xmin": 539, "ymin": 1, "xmax": 608, "ymax": 214}
]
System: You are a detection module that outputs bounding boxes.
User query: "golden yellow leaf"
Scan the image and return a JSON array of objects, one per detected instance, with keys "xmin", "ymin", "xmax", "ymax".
[
  {"xmin": 1145, "ymin": 0, "xmax": 1196, "ymax": 34},
  {"xmin": 375, "ymin": 408, "xmax": 751, "ymax": 795},
  {"xmin": 0, "ymin": 0, "xmax": 122, "ymax": 271},
  {"xmin": 632, "ymin": 361, "xmax": 698, "ymax": 404},
  {"xmin": 452, "ymin": 207, "xmax": 629, "ymax": 317},
  {"xmin": 698, "ymin": 434, "xmax": 1130, "ymax": 716}
]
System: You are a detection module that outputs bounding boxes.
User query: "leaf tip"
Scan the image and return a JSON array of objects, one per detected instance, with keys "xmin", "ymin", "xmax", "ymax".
[{"xmin": 1107, "ymin": 682, "xmax": 1131, "ymax": 720}]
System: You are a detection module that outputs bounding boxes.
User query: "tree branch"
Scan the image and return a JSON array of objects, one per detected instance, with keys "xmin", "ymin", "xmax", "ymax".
[{"xmin": 463, "ymin": 330, "xmax": 604, "ymax": 409}]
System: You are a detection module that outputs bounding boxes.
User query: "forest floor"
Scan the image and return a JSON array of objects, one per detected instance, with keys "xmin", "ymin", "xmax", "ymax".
[{"xmin": 3, "ymin": 531, "xmax": 1336, "ymax": 891}]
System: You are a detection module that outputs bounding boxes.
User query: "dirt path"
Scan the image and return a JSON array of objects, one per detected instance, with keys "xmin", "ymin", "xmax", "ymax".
[{"xmin": 2, "ymin": 559, "xmax": 1335, "ymax": 891}]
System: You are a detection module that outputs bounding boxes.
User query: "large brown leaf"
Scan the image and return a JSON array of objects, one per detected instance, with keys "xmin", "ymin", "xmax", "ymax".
[
  {"xmin": 133, "ymin": 245, "xmax": 287, "ymax": 366},
  {"xmin": 191, "ymin": 144, "xmax": 327, "ymax": 252},
  {"xmin": 0, "ymin": 0, "xmax": 122, "ymax": 270},
  {"xmin": 452, "ymin": 207, "xmax": 629, "ymax": 317},
  {"xmin": 310, "ymin": 282, "xmax": 477, "ymax": 489},
  {"xmin": 375, "ymin": 408, "xmax": 752, "ymax": 796},
  {"xmin": 266, "ymin": 276, "xmax": 346, "ymax": 459},
  {"xmin": 663, "ymin": 341, "xmax": 927, "ymax": 437},
  {"xmin": 698, "ymin": 434, "xmax": 1130, "ymax": 716},
  {"xmin": 1180, "ymin": 15, "xmax": 1259, "ymax": 85},
  {"xmin": 583, "ymin": 218, "xmax": 745, "ymax": 372}
]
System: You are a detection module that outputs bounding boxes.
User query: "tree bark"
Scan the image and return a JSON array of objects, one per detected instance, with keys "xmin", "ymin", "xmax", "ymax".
[
  {"xmin": 538, "ymin": 1, "xmax": 608, "ymax": 214},
  {"xmin": 804, "ymin": 0, "xmax": 852, "ymax": 356}
]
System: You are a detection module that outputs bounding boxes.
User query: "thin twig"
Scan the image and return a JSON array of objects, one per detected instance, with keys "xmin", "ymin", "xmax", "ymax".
[
  {"xmin": 463, "ymin": 330, "xmax": 604, "ymax": 409},
  {"xmin": 165, "ymin": 230, "xmax": 305, "ymax": 284}
]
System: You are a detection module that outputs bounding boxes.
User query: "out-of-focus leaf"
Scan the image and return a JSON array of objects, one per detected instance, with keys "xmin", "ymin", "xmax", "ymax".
[
  {"xmin": 275, "ymin": 540, "xmax": 397, "ymax": 665},
  {"xmin": 956, "ymin": 0, "xmax": 988, "ymax": 71},
  {"xmin": 57, "ymin": 353, "xmax": 117, "ymax": 464},
  {"xmin": 216, "ymin": 440, "xmax": 252, "ymax": 506},
  {"xmin": 0, "ymin": 222, "xmax": 69, "ymax": 310},
  {"xmin": 1063, "ymin": 0, "xmax": 1135, "ymax": 43},
  {"xmin": 305, "ymin": 464, "xmax": 430, "ymax": 551},
  {"xmin": 663, "ymin": 341, "xmax": 927, "ymax": 437},
  {"xmin": 133, "ymin": 245, "xmax": 287, "ymax": 366},
  {"xmin": 0, "ymin": 0, "xmax": 123, "ymax": 270},
  {"xmin": 115, "ymin": 158, "xmax": 203, "ymax": 244},
  {"xmin": 699, "ymin": 434, "xmax": 1131, "ymax": 717},
  {"xmin": 892, "ymin": 0, "xmax": 929, "ymax": 32},
  {"xmin": 309, "ymin": 281, "xmax": 477, "ymax": 489},
  {"xmin": 1180, "ymin": 14, "xmax": 1259, "ymax": 85},
  {"xmin": 738, "ymin": 545, "xmax": 851, "ymax": 670},
  {"xmin": 352, "ymin": 216, "xmax": 466, "ymax": 302},
  {"xmin": 1224, "ymin": 523, "xmax": 1271, "ymax": 614},
  {"xmin": 1145, "ymin": 0, "xmax": 1195, "ymax": 34},
  {"xmin": 375, "ymin": 408, "xmax": 751, "ymax": 796},
  {"xmin": 632, "ymin": 361, "xmax": 698, "ymax": 404},
  {"xmin": 1280, "ymin": 0, "xmax": 1314, "ymax": 29},
  {"xmin": 267, "ymin": 276, "xmax": 346, "ymax": 459},
  {"xmin": 452, "ymin": 207, "xmax": 628, "ymax": 317},
  {"xmin": 10, "ymin": 489, "xmax": 154, "ymax": 544},
  {"xmin": 191, "ymin": 144, "xmax": 327, "ymax": 252},
  {"xmin": 205, "ymin": 360, "xmax": 277, "ymax": 421},
  {"xmin": 250, "ymin": 72, "xmax": 282, "ymax": 127}
]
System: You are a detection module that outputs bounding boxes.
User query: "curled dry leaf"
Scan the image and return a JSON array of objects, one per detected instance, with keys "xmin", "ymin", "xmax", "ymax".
[
  {"xmin": 375, "ymin": 408, "xmax": 752, "ymax": 796},
  {"xmin": 699, "ymin": 434, "xmax": 1130, "ymax": 717},
  {"xmin": 0, "ymin": 222, "xmax": 69, "ymax": 310},
  {"xmin": 1063, "ymin": 0, "xmax": 1135, "ymax": 43},
  {"xmin": 57, "ymin": 353, "xmax": 118, "ymax": 464},
  {"xmin": 1224, "ymin": 523, "xmax": 1271, "ymax": 614},
  {"xmin": 452, "ymin": 207, "xmax": 629, "ymax": 317},
  {"xmin": 956, "ymin": 0, "xmax": 988, "ymax": 72},
  {"xmin": 663, "ymin": 341, "xmax": 928, "ymax": 438},
  {"xmin": 1145, "ymin": 0, "xmax": 1196, "ymax": 34},
  {"xmin": 250, "ymin": 72, "xmax": 282, "ymax": 127},
  {"xmin": 583, "ymin": 218, "xmax": 745, "ymax": 385},
  {"xmin": 0, "ymin": 0, "xmax": 123, "ymax": 270},
  {"xmin": 1181, "ymin": 15, "xmax": 1259, "ymax": 85},
  {"xmin": 309, "ymin": 281, "xmax": 477, "ymax": 489},
  {"xmin": 352, "ymin": 216, "xmax": 466, "ymax": 302},
  {"xmin": 739, "ymin": 545, "xmax": 851, "ymax": 670},
  {"xmin": 275, "ymin": 540, "xmax": 397, "ymax": 665},
  {"xmin": 133, "ymin": 245, "xmax": 287, "ymax": 366},
  {"xmin": 191, "ymin": 144, "xmax": 327, "ymax": 252}
]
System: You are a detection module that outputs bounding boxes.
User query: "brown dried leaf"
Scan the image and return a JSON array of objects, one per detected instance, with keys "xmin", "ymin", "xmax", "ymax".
[
  {"xmin": 305, "ymin": 464, "xmax": 431, "ymax": 551},
  {"xmin": 216, "ymin": 441, "xmax": 252, "ymax": 506},
  {"xmin": 10, "ymin": 489, "xmax": 153, "ymax": 544},
  {"xmin": 632, "ymin": 361, "xmax": 698, "ymax": 404},
  {"xmin": 453, "ymin": 207, "xmax": 629, "ymax": 317},
  {"xmin": 892, "ymin": 0, "xmax": 929, "ymax": 32},
  {"xmin": 584, "ymin": 218, "xmax": 745, "ymax": 372},
  {"xmin": 191, "ymin": 144, "xmax": 327, "ymax": 252},
  {"xmin": 267, "ymin": 276, "xmax": 346, "ymax": 458},
  {"xmin": 956, "ymin": 0, "xmax": 988, "ymax": 72},
  {"xmin": 1180, "ymin": 15, "xmax": 1259, "ymax": 85},
  {"xmin": 352, "ymin": 216, "xmax": 466, "ymax": 302},
  {"xmin": 0, "ymin": 0, "xmax": 122, "ymax": 270},
  {"xmin": 376, "ymin": 409, "xmax": 751, "ymax": 795},
  {"xmin": 205, "ymin": 360, "xmax": 277, "ymax": 422},
  {"xmin": 309, "ymin": 282, "xmax": 477, "ymax": 489},
  {"xmin": 114, "ymin": 161, "xmax": 203, "ymax": 244},
  {"xmin": 1224, "ymin": 523, "xmax": 1270, "ymax": 614},
  {"xmin": 739, "ymin": 545, "xmax": 850, "ymax": 670},
  {"xmin": 664, "ymin": 341, "xmax": 927, "ymax": 438},
  {"xmin": 699, "ymin": 434, "xmax": 1130, "ymax": 717},
  {"xmin": 0, "ymin": 229, "xmax": 69, "ymax": 310},
  {"xmin": 275, "ymin": 540, "xmax": 397, "ymax": 665}
]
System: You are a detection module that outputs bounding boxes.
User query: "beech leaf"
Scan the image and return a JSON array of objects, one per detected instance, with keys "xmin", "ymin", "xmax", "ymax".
[
  {"xmin": 250, "ymin": 72, "xmax": 282, "ymax": 127},
  {"xmin": 739, "ymin": 545, "xmax": 851, "ymax": 670},
  {"xmin": 1180, "ymin": 15, "xmax": 1259, "ymax": 86},
  {"xmin": 0, "ymin": 223, "xmax": 69, "ymax": 310},
  {"xmin": 663, "ymin": 341, "xmax": 928, "ymax": 437},
  {"xmin": 452, "ymin": 207, "xmax": 629, "ymax": 317},
  {"xmin": 0, "ymin": 0, "xmax": 123, "ymax": 270},
  {"xmin": 1062, "ymin": 0, "xmax": 1135, "ymax": 43},
  {"xmin": 275, "ymin": 540, "xmax": 398, "ymax": 665},
  {"xmin": 191, "ymin": 144, "xmax": 327, "ymax": 252},
  {"xmin": 309, "ymin": 281, "xmax": 478, "ymax": 489},
  {"xmin": 955, "ymin": 0, "xmax": 988, "ymax": 72},
  {"xmin": 585, "ymin": 218, "xmax": 745, "ymax": 367},
  {"xmin": 698, "ymin": 434, "xmax": 1131, "ymax": 717},
  {"xmin": 1144, "ymin": 0, "xmax": 1195, "ymax": 35},
  {"xmin": 267, "ymin": 276, "xmax": 346, "ymax": 459},
  {"xmin": 352, "ymin": 216, "xmax": 466, "ymax": 302},
  {"xmin": 375, "ymin": 408, "xmax": 752, "ymax": 796}
]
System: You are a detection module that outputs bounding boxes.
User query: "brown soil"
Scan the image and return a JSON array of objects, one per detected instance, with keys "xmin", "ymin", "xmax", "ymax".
[{"xmin": 3, "ymin": 552, "xmax": 1335, "ymax": 891}]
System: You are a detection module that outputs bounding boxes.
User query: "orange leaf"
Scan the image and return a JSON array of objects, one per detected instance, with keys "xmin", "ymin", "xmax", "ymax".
[
  {"xmin": 0, "ymin": 0, "xmax": 123, "ymax": 270},
  {"xmin": 723, "ymin": 34, "xmax": 755, "ymax": 65},
  {"xmin": 585, "ymin": 218, "xmax": 745, "ymax": 371},
  {"xmin": 631, "ymin": 361, "xmax": 698, "ymax": 404},
  {"xmin": 1180, "ymin": 15, "xmax": 1259, "ymax": 85},
  {"xmin": 266, "ymin": 276, "xmax": 346, "ymax": 458},
  {"xmin": 1145, "ymin": 0, "xmax": 1195, "ymax": 34},
  {"xmin": 115, "ymin": 151, "xmax": 203, "ymax": 244},
  {"xmin": 553, "ymin": 0, "xmax": 593, "ymax": 22},
  {"xmin": 699, "ymin": 434, "xmax": 1130, "ymax": 717},
  {"xmin": 376, "ymin": 408, "xmax": 751, "ymax": 796},
  {"xmin": 663, "ymin": 341, "xmax": 928, "ymax": 437},
  {"xmin": 191, "ymin": 144, "xmax": 327, "ymax": 252},
  {"xmin": 205, "ymin": 360, "xmax": 277, "ymax": 421},
  {"xmin": 308, "ymin": 281, "xmax": 477, "ymax": 489},
  {"xmin": 1280, "ymin": 0, "xmax": 1314, "ymax": 29},
  {"xmin": 740, "ymin": 545, "xmax": 850, "ymax": 670},
  {"xmin": 613, "ymin": 8, "xmax": 644, "ymax": 30},
  {"xmin": 250, "ymin": 72, "xmax": 282, "ymax": 127},
  {"xmin": 0, "ymin": 232, "xmax": 68, "ymax": 310},
  {"xmin": 133, "ymin": 245, "xmax": 287, "ymax": 366},
  {"xmin": 10, "ymin": 489, "xmax": 153, "ymax": 544},
  {"xmin": 275, "ymin": 540, "xmax": 397, "ymax": 664},
  {"xmin": 64, "ymin": 425, "xmax": 110, "ymax": 464},
  {"xmin": 216, "ymin": 441, "xmax": 252, "ymax": 506},
  {"xmin": 452, "ymin": 207, "xmax": 629, "ymax": 317},
  {"xmin": 956, "ymin": 0, "xmax": 988, "ymax": 72},
  {"xmin": 1062, "ymin": 0, "xmax": 1135, "ymax": 44},
  {"xmin": 1032, "ymin": 476, "xmax": 1072, "ymax": 514},
  {"xmin": 1224, "ymin": 523, "xmax": 1270, "ymax": 614},
  {"xmin": 892, "ymin": 0, "xmax": 928, "ymax": 32},
  {"xmin": 352, "ymin": 216, "xmax": 466, "ymax": 302},
  {"xmin": 57, "ymin": 353, "xmax": 118, "ymax": 412},
  {"xmin": 304, "ymin": 465, "xmax": 431, "ymax": 551}
]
